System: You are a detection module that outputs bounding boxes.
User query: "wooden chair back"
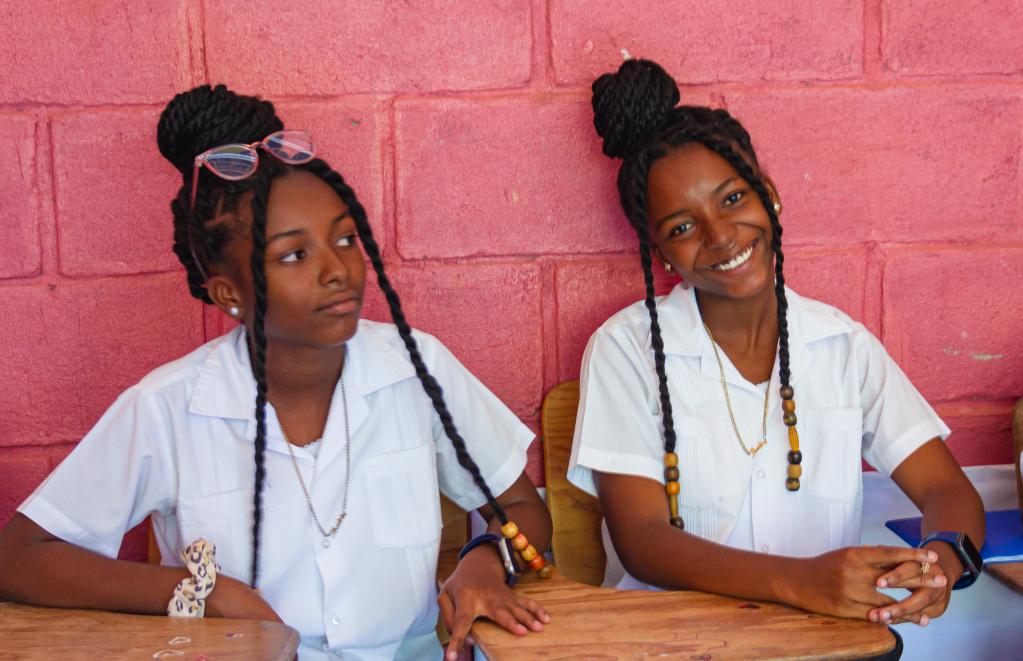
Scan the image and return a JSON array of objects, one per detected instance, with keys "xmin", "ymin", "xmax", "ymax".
[
  {"xmin": 1013, "ymin": 397, "xmax": 1023, "ymax": 514},
  {"xmin": 541, "ymin": 380, "xmax": 606, "ymax": 586}
]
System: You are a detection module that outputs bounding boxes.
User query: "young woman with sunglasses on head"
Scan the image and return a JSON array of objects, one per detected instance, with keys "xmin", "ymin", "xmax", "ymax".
[
  {"xmin": 0, "ymin": 85, "xmax": 551, "ymax": 660},
  {"xmin": 567, "ymin": 60, "xmax": 985, "ymax": 630}
]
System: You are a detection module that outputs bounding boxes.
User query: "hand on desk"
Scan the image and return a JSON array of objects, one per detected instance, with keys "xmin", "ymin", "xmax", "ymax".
[
  {"xmin": 795, "ymin": 545, "xmax": 939, "ymax": 626},
  {"xmin": 870, "ymin": 540, "xmax": 961, "ymax": 626},
  {"xmin": 205, "ymin": 574, "xmax": 283, "ymax": 623},
  {"xmin": 438, "ymin": 545, "xmax": 549, "ymax": 661}
]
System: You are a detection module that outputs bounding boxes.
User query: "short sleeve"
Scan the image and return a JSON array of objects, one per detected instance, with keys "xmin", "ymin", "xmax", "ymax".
[
  {"xmin": 854, "ymin": 328, "xmax": 950, "ymax": 476},
  {"xmin": 567, "ymin": 327, "xmax": 665, "ymax": 497},
  {"xmin": 416, "ymin": 333, "xmax": 534, "ymax": 511},
  {"xmin": 18, "ymin": 386, "xmax": 178, "ymax": 558}
]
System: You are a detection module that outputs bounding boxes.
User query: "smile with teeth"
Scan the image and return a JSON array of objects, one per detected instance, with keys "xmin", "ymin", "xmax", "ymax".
[{"xmin": 710, "ymin": 240, "xmax": 756, "ymax": 272}]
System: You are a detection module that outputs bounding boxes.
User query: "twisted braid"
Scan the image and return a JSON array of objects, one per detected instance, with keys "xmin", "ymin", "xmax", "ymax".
[
  {"xmin": 302, "ymin": 160, "xmax": 509, "ymax": 524},
  {"xmin": 621, "ymin": 153, "xmax": 679, "ymax": 455},
  {"xmin": 246, "ymin": 164, "xmax": 276, "ymax": 588}
]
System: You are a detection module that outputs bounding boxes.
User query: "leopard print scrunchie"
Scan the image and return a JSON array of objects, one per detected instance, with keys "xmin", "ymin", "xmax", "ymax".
[{"xmin": 167, "ymin": 538, "xmax": 220, "ymax": 617}]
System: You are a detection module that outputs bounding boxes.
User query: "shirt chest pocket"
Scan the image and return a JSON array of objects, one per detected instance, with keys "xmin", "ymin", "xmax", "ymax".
[
  {"xmin": 674, "ymin": 415, "xmax": 746, "ymax": 542},
  {"xmin": 803, "ymin": 407, "xmax": 864, "ymax": 504},
  {"xmin": 176, "ymin": 487, "xmax": 257, "ymax": 580},
  {"xmin": 361, "ymin": 444, "xmax": 442, "ymax": 549}
]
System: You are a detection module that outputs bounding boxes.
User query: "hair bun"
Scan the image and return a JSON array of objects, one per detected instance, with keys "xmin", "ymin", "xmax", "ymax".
[
  {"xmin": 591, "ymin": 59, "xmax": 680, "ymax": 159},
  {"xmin": 157, "ymin": 84, "xmax": 284, "ymax": 177}
]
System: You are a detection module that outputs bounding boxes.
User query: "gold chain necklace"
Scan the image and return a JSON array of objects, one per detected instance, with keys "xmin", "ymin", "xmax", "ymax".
[
  {"xmin": 280, "ymin": 371, "xmax": 351, "ymax": 548},
  {"xmin": 703, "ymin": 322, "xmax": 769, "ymax": 456}
]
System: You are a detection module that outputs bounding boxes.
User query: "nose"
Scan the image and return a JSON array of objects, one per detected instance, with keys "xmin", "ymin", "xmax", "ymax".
[
  {"xmin": 703, "ymin": 213, "xmax": 737, "ymax": 252},
  {"xmin": 319, "ymin": 246, "xmax": 349, "ymax": 289}
]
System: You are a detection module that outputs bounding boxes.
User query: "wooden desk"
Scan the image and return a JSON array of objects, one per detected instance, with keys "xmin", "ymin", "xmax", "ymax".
[
  {"xmin": 0, "ymin": 602, "xmax": 299, "ymax": 660},
  {"xmin": 438, "ymin": 553, "xmax": 895, "ymax": 660},
  {"xmin": 988, "ymin": 562, "xmax": 1023, "ymax": 596}
]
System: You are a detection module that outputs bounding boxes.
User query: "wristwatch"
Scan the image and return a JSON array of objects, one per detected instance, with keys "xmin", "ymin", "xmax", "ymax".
[
  {"xmin": 458, "ymin": 533, "xmax": 519, "ymax": 586},
  {"xmin": 918, "ymin": 531, "xmax": 983, "ymax": 589}
]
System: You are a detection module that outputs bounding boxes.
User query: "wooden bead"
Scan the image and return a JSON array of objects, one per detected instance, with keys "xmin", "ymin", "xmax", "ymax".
[
  {"xmin": 665, "ymin": 481, "xmax": 680, "ymax": 495},
  {"xmin": 783, "ymin": 412, "xmax": 797, "ymax": 426},
  {"xmin": 538, "ymin": 564, "xmax": 554, "ymax": 580},
  {"xmin": 664, "ymin": 452, "xmax": 679, "ymax": 467},
  {"xmin": 664, "ymin": 466, "xmax": 680, "ymax": 481},
  {"xmin": 786, "ymin": 477, "xmax": 801, "ymax": 491},
  {"xmin": 780, "ymin": 385, "xmax": 794, "ymax": 400},
  {"xmin": 511, "ymin": 533, "xmax": 528, "ymax": 551},
  {"xmin": 787, "ymin": 464, "xmax": 803, "ymax": 479},
  {"xmin": 527, "ymin": 556, "xmax": 546, "ymax": 571},
  {"xmin": 670, "ymin": 516, "xmax": 685, "ymax": 530},
  {"xmin": 781, "ymin": 399, "xmax": 796, "ymax": 414},
  {"xmin": 520, "ymin": 544, "xmax": 538, "ymax": 562},
  {"xmin": 500, "ymin": 521, "xmax": 518, "ymax": 539},
  {"xmin": 788, "ymin": 450, "xmax": 802, "ymax": 464}
]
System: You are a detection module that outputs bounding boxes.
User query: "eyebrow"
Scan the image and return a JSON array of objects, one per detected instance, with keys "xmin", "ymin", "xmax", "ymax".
[
  {"xmin": 654, "ymin": 176, "xmax": 740, "ymax": 229},
  {"xmin": 266, "ymin": 212, "xmax": 353, "ymax": 244}
]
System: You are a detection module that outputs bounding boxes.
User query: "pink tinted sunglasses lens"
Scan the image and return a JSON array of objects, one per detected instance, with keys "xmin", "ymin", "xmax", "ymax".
[
  {"xmin": 202, "ymin": 145, "xmax": 259, "ymax": 180},
  {"xmin": 264, "ymin": 131, "xmax": 314, "ymax": 163}
]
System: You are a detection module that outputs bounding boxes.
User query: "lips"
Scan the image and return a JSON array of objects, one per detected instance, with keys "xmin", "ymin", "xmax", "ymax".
[
  {"xmin": 316, "ymin": 293, "xmax": 361, "ymax": 315},
  {"xmin": 708, "ymin": 239, "xmax": 757, "ymax": 272}
]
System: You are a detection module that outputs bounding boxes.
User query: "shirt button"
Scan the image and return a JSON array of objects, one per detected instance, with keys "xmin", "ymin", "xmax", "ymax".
[
  {"xmin": 757, "ymin": 469, "xmax": 766, "ymax": 479},
  {"xmin": 331, "ymin": 614, "xmax": 342, "ymax": 625},
  {"xmin": 760, "ymin": 544, "xmax": 770, "ymax": 553}
]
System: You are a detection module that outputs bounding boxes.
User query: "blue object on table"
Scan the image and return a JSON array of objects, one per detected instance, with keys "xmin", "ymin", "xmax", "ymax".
[{"xmin": 885, "ymin": 509, "xmax": 1023, "ymax": 563}]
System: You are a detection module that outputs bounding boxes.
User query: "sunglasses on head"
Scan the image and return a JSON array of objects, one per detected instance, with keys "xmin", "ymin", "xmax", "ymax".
[{"xmin": 188, "ymin": 130, "xmax": 316, "ymax": 281}]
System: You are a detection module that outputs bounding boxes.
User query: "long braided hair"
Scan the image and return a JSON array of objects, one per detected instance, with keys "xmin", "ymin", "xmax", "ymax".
[
  {"xmin": 591, "ymin": 59, "xmax": 792, "ymax": 509},
  {"xmin": 158, "ymin": 85, "xmax": 510, "ymax": 587}
]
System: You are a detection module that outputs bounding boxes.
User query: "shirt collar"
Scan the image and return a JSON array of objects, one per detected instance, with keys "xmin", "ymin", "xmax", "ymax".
[{"xmin": 652, "ymin": 284, "xmax": 853, "ymax": 358}]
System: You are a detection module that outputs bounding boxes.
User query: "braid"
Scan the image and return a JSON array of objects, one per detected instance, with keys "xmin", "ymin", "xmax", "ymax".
[
  {"xmin": 170, "ymin": 185, "xmax": 214, "ymax": 303},
  {"xmin": 302, "ymin": 160, "xmax": 510, "ymax": 524},
  {"xmin": 246, "ymin": 165, "xmax": 276, "ymax": 588},
  {"xmin": 622, "ymin": 156, "xmax": 679, "ymax": 455}
]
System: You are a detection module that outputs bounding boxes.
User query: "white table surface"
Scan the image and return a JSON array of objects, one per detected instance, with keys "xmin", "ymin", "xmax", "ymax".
[{"xmin": 862, "ymin": 464, "xmax": 1022, "ymax": 660}]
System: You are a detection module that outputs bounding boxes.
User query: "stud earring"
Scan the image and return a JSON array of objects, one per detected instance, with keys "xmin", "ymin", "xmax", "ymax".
[
  {"xmin": 663, "ymin": 261, "xmax": 673, "ymax": 273},
  {"xmin": 773, "ymin": 201, "xmax": 782, "ymax": 215},
  {"xmin": 228, "ymin": 306, "xmax": 240, "ymax": 318}
]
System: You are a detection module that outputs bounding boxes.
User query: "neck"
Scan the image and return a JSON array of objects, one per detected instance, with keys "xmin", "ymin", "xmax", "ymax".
[
  {"xmin": 696, "ymin": 284, "xmax": 779, "ymax": 355},
  {"xmin": 254, "ymin": 337, "xmax": 346, "ymax": 409}
]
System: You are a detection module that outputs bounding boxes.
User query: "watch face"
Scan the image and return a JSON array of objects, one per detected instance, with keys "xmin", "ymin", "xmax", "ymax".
[{"xmin": 959, "ymin": 532, "xmax": 984, "ymax": 572}]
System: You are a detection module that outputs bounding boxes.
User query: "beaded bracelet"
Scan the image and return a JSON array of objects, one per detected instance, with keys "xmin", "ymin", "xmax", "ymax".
[
  {"xmin": 167, "ymin": 538, "xmax": 220, "ymax": 617},
  {"xmin": 498, "ymin": 521, "xmax": 553, "ymax": 580}
]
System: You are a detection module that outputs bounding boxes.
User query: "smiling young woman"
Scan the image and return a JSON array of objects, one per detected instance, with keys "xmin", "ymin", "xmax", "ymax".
[{"xmin": 567, "ymin": 58, "xmax": 985, "ymax": 630}]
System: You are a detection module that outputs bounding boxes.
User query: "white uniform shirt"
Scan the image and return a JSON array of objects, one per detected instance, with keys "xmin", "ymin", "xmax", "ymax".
[
  {"xmin": 568, "ymin": 285, "xmax": 949, "ymax": 590},
  {"xmin": 20, "ymin": 320, "xmax": 533, "ymax": 660}
]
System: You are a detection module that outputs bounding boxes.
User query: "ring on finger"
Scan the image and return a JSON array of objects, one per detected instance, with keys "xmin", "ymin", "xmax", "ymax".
[{"xmin": 920, "ymin": 561, "xmax": 930, "ymax": 575}]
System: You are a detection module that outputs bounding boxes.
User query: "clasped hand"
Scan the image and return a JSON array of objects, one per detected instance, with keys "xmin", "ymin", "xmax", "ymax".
[{"xmin": 800, "ymin": 545, "xmax": 951, "ymax": 626}]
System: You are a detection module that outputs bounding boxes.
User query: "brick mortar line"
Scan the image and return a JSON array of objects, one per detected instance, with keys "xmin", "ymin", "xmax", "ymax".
[{"xmin": 2, "ymin": 77, "xmax": 1021, "ymax": 114}]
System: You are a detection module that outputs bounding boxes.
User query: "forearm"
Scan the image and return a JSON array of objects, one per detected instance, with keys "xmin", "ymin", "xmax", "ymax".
[
  {"xmin": 613, "ymin": 518, "xmax": 804, "ymax": 606},
  {"xmin": 920, "ymin": 483, "xmax": 985, "ymax": 579},
  {"xmin": 0, "ymin": 514, "xmax": 187, "ymax": 614}
]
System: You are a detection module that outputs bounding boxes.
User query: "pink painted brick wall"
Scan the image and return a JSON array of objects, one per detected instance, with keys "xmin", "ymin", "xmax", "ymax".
[{"xmin": 2, "ymin": 2, "xmax": 1021, "ymax": 561}]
